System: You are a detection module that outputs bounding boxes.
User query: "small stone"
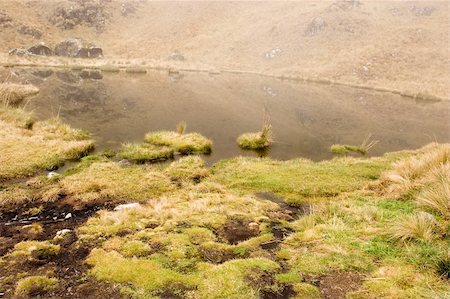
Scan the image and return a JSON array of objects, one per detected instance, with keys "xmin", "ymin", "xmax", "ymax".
[
  {"xmin": 114, "ymin": 203, "xmax": 141, "ymax": 211},
  {"xmin": 47, "ymin": 171, "xmax": 59, "ymax": 179},
  {"xmin": 54, "ymin": 229, "xmax": 77, "ymax": 246},
  {"xmin": 65, "ymin": 213, "xmax": 72, "ymax": 219}
]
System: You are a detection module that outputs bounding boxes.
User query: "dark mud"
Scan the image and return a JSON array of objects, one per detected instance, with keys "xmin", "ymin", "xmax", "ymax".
[{"xmin": 0, "ymin": 200, "xmax": 125, "ymax": 299}]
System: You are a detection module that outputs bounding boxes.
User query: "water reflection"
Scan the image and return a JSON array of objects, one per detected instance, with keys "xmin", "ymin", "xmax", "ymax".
[{"xmin": 5, "ymin": 67, "xmax": 450, "ymax": 163}]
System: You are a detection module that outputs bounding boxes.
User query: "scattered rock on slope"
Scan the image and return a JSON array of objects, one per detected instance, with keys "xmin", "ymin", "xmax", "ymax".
[
  {"xmin": 305, "ymin": 17, "xmax": 327, "ymax": 36},
  {"xmin": 17, "ymin": 25, "xmax": 42, "ymax": 39}
]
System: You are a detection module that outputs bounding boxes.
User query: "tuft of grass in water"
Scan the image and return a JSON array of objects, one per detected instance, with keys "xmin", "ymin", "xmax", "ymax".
[
  {"xmin": 177, "ymin": 121, "xmax": 187, "ymax": 134},
  {"xmin": 145, "ymin": 130, "xmax": 213, "ymax": 154},
  {"xmin": 331, "ymin": 144, "xmax": 367, "ymax": 155},
  {"xmin": 99, "ymin": 64, "xmax": 120, "ymax": 72},
  {"xmin": 164, "ymin": 156, "xmax": 209, "ymax": 182},
  {"xmin": 119, "ymin": 143, "xmax": 174, "ymax": 163},
  {"xmin": 125, "ymin": 66, "xmax": 147, "ymax": 74},
  {"xmin": 237, "ymin": 118, "xmax": 272, "ymax": 150},
  {"xmin": 15, "ymin": 276, "xmax": 58, "ymax": 297},
  {"xmin": 0, "ymin": 83, "xmax": 39, "ymax": 105},
  {"xmin": 331, "ymin": 134, "xmax": 379, "ymax": 156}
]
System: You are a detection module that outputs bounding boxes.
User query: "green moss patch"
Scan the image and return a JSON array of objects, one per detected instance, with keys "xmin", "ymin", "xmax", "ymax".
[
  {"xmin": 145, "ymin": 131, "xmax": 212, "ymax": 154},
  {"xmin": 119, "ymin": 143, "xmax": 174, "ymax": 163}
]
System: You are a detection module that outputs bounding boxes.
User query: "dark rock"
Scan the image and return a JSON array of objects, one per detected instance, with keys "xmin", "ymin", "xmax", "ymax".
[
  {"xmin": 28, "ymin": 44, "xmax": 53, "ymax": 56},
  {"xmin": 17, "ymin": 25, "xmax": 42, "ymax": 39},
  {"xmin": 305, "ymin": 16, "xmax": 327, "ymax": 36},
  {"xmin": 88, "ymin": 47, "xmax": 103, "ymax": 58}
]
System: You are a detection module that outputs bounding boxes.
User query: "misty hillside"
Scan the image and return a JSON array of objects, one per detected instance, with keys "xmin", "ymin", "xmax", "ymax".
[{"xmin": 0, "ymin": 0, "xmax": 449, "ymax": 99}]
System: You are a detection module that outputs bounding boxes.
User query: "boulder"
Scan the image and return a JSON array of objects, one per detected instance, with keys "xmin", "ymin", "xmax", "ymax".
[
  {"xmin": 54, "ymin": 38, "xmax": 85, "ymax": 57},
  {"xmin": 28, "ymin": 44, "xmax": 53, "ymax": 56}
]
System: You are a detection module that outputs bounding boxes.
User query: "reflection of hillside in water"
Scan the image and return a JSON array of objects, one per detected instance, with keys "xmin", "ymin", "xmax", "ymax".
[{"xmin": 17, "ymin": 67, "xmax": 450, "ymax": 162}]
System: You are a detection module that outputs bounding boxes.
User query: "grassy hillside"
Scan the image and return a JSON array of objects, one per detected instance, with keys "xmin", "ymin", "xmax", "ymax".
[{"xmin": 0, "ymin": 0, "xmax": 448, "ymax": 99}]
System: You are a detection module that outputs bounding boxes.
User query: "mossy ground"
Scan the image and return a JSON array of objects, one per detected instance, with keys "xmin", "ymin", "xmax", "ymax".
[
  {"xmin": 145, "ymin": 130, "xmax": 213, "ymax": 154},
  {"xmin": 0, "ymin": 109, "xmax": 448, "ymax": 298}
]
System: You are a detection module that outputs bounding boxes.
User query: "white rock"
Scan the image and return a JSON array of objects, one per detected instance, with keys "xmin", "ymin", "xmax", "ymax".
[
  {"xmin": 114, "ymin": 203, "xmax": 141, "ymax": 211},
  {"xmin": 56, "ymin": 229, "xmax": 72, "ymax": 237},
  {"xmin": 47, "ymin": 171, "xmax": 59, "ymax": 178},
  {"xmin": 65, "ymin": 213, "xmax": 72, "ymax": 219}
]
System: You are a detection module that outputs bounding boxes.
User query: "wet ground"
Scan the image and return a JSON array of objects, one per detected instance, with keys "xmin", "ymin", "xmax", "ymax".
[{"xmin": 2, "ymin": 66, "xmax": 450, "ymax": 164}]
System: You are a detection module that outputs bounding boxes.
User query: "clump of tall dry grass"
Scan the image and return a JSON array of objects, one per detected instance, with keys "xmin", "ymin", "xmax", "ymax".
[
  {"xmin": 375, "ymin": 143, "xmax": 450, "ymax": 199},
  {"xmin": 0, "ymin": 83, "xmax": 39, "ymax": 105},
  {"xmin": 389, "ymin": 211, "xmax": 439, "ymax": 242}
]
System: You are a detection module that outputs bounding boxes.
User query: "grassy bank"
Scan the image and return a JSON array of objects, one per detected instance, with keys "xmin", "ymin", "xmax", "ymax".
[{"xmin": 0, "ymin": 104, "xmax": 448, "ymax": 298}]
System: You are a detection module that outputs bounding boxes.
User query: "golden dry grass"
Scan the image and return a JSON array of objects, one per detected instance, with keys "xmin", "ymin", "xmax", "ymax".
[
  {"xmin": 0, "ymin": 107, "xmax": 94, "ymax": 180},
  {"xmin": 0, "ymin": 83, "xmax": 39, "ymax": 105}
]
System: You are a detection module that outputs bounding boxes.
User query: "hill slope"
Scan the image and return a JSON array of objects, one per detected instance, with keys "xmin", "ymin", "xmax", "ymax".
[{"xmin": 0, "ymin": 0, "xmax": 448, "ymax": 99}]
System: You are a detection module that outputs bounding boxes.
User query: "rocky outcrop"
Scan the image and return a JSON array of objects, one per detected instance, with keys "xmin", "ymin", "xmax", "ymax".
[
  {"xmin": 54, "ymin": 38, "xmax": 86, "ymax": 57},
  {"xmin": 55, "ymin": 38, "xmax": 103, "ymax": 58},
  {"xmin": 49, "ymin": 1, "xmax": 109, "ymax": 32}
]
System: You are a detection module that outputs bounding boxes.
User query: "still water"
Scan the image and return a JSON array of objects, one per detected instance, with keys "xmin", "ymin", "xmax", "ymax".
[{"xmin": 8, "ymin": 67, "xmax": 450, "ymax": 163}]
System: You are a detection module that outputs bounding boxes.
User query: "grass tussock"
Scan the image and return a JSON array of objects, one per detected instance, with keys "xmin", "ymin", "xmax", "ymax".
[
  {"xmin": 0, "ymin": 107, "xmax": 94, "ymax": 180},
  {"xmin": 119, "ymin": 143, "xmax": 174, "ymax": 163},
  {"xmin": 331, "ymin": 134, "xmax": 379, "ymax": 156},
  {"xmin": 15, "ymin": 276, "xmax": 58, "ymax": 297},
  {"xmin": 375, "ymin": 143, "xmax": 450, "ymax": 199},
  {"xmin": 389, "ymin": 211, "xmax": 439, "ymax": 242},
  {"xmin": 0, "ymin": 83, "xmax": 39, "ymax": 105},
  {"xmin": 145, "ymin": 130, "xmax": 212, "ymax": 154},
  {"xmin": 164, "ymin": 156, "xmax": 209, "ymax": 182},
  {"xmin": 60, "ymin": 162, "xmax": 175, "ymax": 205},
  {"xmin": 237, "ymin": 122, "xmax": 272, "ymax": 150}
]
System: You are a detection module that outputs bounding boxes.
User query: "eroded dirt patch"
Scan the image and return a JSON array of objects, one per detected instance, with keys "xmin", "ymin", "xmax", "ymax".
[
  {"xmin": 218, "ymin": 215, "xmax": 260, "ymax": 244},
  {"xmin": 307, "ymin": 271, "xmax": 364, "ymax": 299}
]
